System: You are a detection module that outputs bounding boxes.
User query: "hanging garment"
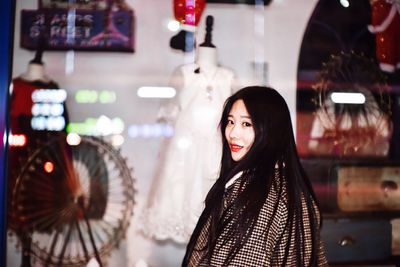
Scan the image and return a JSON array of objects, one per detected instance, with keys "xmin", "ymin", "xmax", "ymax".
[
  {"xmin": 139, "ymin": 63, "xmax": 235, "ymax": 243},
  {"xmin": 7, "ymin": 77, "xmax": 69, "ymax": 231},
  {"xmin": 368, "ymin": 0, "xmax": 400, "ymax": 72},
  {"xmin": 9, "ymin": 78, "xmax": 64, "ymax": 132}
]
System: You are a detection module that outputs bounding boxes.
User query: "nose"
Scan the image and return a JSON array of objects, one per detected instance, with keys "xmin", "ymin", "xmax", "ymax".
[{"xmin": 228, "ymin": 123, "xmax": 240, "ymax": 140}]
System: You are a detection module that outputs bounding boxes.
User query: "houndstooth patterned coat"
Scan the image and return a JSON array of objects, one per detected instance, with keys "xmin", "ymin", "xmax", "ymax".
[{"xmin": 185, "ymin": 172, "xmax": 329, "ymax": 267}]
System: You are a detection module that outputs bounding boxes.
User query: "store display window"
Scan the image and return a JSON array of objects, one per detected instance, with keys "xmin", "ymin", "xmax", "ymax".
[{"xmin": 2, "ymin": 0, "xmax": 400, "ymax": 266}]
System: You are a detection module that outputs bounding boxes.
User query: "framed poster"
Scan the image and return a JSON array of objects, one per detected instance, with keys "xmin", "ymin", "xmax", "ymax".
[
  {"xmin": 39, "ymin": 0, "xmax": 108, "ymax": 10},
  {"xmin": 20, "ymin": 9, "xmax": 135, "ymax": 52}
]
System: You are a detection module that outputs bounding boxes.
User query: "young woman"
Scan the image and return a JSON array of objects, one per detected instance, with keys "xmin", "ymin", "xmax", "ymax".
[{"xmin": 182, "ymin": 86, "xmax": 328, "ymax": 266}]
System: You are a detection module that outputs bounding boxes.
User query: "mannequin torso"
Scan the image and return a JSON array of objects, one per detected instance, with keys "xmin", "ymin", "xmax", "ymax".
[
  {"xmin": 20, "ymin": 63, "xmax": 50, "ymax": 83},
  {"xmin": 196, "ymin": 46, "xmax": 218, "ymax": 77}
]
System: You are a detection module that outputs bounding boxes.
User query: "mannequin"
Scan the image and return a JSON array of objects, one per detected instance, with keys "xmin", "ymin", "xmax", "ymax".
[
  {"xmin": 140, "ymin": 16, "xmax": 239, "ymax": 243},
  {"xmin": 10, "ymin": 50, "xmax": 62, "ymax": 134},
  {"xmin": 8, "ymin": 49, "xmax": 67, "ymax": 267},
  {"xmin": 195, "ymin": 16, "xmax": 218, "ymax": 75},
  {"xmin": 194, "ymin": 16, "xmax": 220, "ymax": 101},
  {"xmin": 8, "ymin": 48, "xmax": 67, "ymax": 182},
  {"xmin": 20, "ymin": 63, "xmax": 49, "ymax": 83},
  {"xmin": 19, "ymin": 49, "xmax": 50, "ymax": 83},
  {"xmin": 8, "ymin": 49, "xmax": 68, "ymax": 194},
  {"xmin": 196, "ymin": 46, "xmax": 218, "ymax": 74}
]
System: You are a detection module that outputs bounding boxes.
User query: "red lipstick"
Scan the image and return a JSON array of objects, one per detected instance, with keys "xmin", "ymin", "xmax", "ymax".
[{"xmin": 230, "ymin": 143, "xmax": 243, "ymax": 152}]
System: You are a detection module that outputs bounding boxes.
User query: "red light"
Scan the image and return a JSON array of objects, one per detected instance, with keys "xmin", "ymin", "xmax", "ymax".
[{"xmin": 44, "ymin": 161, "xmax": 54, "ymax": 173}]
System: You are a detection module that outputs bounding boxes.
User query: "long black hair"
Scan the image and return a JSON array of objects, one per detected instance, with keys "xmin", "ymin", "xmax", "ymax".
[{"xmin": 183, "ymin": 86, "xmax": 322, "ymax": 266}]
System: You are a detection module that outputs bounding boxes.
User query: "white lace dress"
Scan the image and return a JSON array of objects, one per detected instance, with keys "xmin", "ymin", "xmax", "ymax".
[{"xmin": 139, "ymin": 63, "xmax": 235, "ymax": 243}]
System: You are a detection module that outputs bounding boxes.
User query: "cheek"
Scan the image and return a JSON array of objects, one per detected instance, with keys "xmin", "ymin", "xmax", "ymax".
[
  {"xmin": 247, "ymin": 131, "xmax": 255, "ymax": 148},
  {"xmin": 224, "ymin": 127, "xmax": 229, "ymax": 140}
]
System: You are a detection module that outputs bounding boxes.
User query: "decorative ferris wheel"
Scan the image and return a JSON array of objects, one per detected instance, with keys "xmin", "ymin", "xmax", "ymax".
[{"xmin": 10, "ymin": 133, "xmax": 135, "ymax": 266}]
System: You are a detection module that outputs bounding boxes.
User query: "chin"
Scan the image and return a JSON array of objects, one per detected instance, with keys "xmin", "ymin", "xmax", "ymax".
[{"xmin": 231, "ymin": 153, "xmax": 244, "ymax": 162}]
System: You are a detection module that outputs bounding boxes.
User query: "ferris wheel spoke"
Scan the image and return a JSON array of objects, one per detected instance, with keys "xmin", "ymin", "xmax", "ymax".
[
  {"xmin": 97, "ymin": 221, "xmax": 114, "ymax": 240},
  {"xmin": 73, "ymin": 157, "xmax": 94, "ymax": 189},
  {"xmin": 44, "ymin": 227, "xmax": 61, "ymax": 267},
  {"xmin": 75, "ymin": 220, "xmax": 90, "ymax": 262},
  {"xmin": 107, "ymin": 184, "xmax": 123, "ymax": 195},
  {"xmin": 17, "ymin": 205, "xmax": 55, "ymax": 220},
  {"xmin": 104, "ymin": 207, "xmax": 124, "ymax": 221},
  {"xmin": 104, "ymin": 207, "xmax": 126, "ymax": 222},
  {"xmin": 106, "ymin": 195, "xmax": 128, "ymax": 206},
  {"xmin": 107, "ymin": 194, "xmax": 126, "ymax": 203},
  {"xmin": 91, "ymin": 222, "xmax": 106, "ymax": 247},
  {"xmin": 20, "ymin": 172, "xmax": 55, "ymax": 191},
  {"xmin": 79, "ymin": 198, "xmax": 103, "ymax": 267},
  {"xmin": 73, "ymin": 143, "xmax": 99, "ymax": 165},
  {"xmin": 106, "ymin": 178, "xmax": 124, "ymax": 191},
  {"xmin": 30, "ymin": 214, "xmax": 60, "ymax": 232},
  {"xmin": 107, "ymin": 172, "xmax": 124, "ymax": 185},
  {"xmin": 86, "ymin": 219, "xmax": 103, "ymax": 266},
  {"xmin": 74, "ymin": 161, "xmax": 90, "ymax": 190},
  {"xmin": 90, "ymin": 172, "xmax": 109, "ymax": 191},
  {"xmin": 29, "ymin": 205, "xmax": 73, "ymax": 231},
  {"xmin": 108, "ymin": 166, "xmax": 120, "ymax": 178},
  {"xmin": 75, "ymin": 149, "xmax": 110, "ymax": 206},
  {"xmin": 49, "ymin": 146, "xmax": 83, "ymax": 195},
  {"xmin": 56, "ymin": 220, "xmax": 74, "ymax": 266},
  {"xmin": 85, "ymin": 151, "xmax": 106, "ymax": 173},
  {"xmin": 20, "ymin": 188, "xmax": 56, "ymax": 202}
]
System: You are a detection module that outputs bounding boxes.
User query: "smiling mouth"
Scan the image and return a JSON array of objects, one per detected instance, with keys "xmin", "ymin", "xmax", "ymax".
[{"xmin": 230, "ymin": 144, "xmax": 243, "ymax": 152}]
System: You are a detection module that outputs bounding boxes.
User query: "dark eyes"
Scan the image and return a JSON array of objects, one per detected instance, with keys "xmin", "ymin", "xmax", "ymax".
[{"xmin": 226, "ymin": 120, "xmax": 252, "ymax": 127}]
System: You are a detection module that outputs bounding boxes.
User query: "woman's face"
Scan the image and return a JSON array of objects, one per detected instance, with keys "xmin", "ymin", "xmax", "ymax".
[{"xmin": 225, "ymin": 99, "xmax": 255, "ymax": 161}]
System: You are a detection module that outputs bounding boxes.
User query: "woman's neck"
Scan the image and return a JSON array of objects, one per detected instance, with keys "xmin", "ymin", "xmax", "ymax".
[
  {"xmin": 21, "ymin": 63, "xmax": 49, "ymax": 82},
  {"xmin": 196, "ymin": 46, "xmax": 218, "ymax": 75}
]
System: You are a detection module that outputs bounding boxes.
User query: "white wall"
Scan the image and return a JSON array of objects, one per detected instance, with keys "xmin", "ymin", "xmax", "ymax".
[{"xmin": 9, "ymin": 0, "xmax": 317, "ymax": 266}]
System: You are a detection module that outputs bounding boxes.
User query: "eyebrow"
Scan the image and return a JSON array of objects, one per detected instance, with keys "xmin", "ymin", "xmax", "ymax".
[{"xmin": 227, "ymin": 114, "xmax": 252, "ymax": 119}]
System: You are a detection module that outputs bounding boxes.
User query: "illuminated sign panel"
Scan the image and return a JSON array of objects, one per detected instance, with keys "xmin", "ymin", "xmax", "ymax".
[{"xmin": 30, "ymin": 89, "xmax": 67, "ymax": 131}]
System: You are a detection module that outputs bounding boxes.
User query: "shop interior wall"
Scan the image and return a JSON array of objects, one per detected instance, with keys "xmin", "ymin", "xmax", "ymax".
[{"xmin": 8, "ymin": 0, "xmax": 317, "ymax": 266}]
